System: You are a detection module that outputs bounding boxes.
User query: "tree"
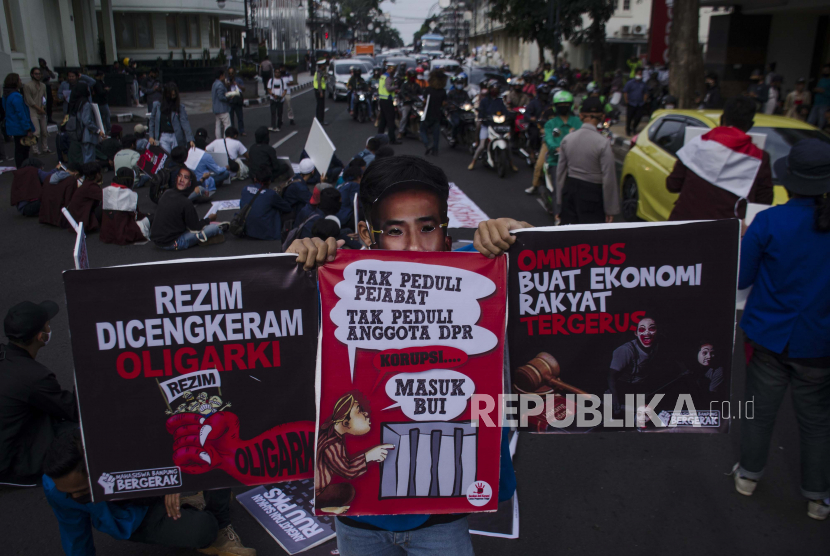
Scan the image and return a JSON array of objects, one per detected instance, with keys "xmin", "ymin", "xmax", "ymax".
[
  {"xmin": 559, "ymin": 0, "xmax": 615, "ymax": 80},
  {"xmin": 668, "ymin": 0, "xmax": 703, "ymax": 108},
  {"xmin": 376, "ymin": 24, "xmax": 404, "ymax": 49},
  {"xmin": 487, "ymin": 0, "xmax": 558, "ymax": 65}
]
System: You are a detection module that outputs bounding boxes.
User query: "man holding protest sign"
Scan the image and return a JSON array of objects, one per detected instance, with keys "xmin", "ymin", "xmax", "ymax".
[{"xmin": 287, "ymin": 155, "xmax": 522, "ymax": 555}]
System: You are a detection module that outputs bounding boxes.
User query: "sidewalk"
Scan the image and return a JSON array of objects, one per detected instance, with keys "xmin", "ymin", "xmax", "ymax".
[{"xmin": 108, "ymin": 71, "xmax": 314, "ymax": 123}]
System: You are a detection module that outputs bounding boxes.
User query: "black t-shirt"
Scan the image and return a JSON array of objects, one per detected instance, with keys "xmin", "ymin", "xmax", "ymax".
[
  {"xmin": 423, "ymin": 87, "xmax": 446, "ymax": 122},
  {"xmin": 92, "ymin": 80, "xmax": 108, "ymax": 104},
  {"xmin": 160, "ymin": 109, "xmax": 174, "ymax": 134}
]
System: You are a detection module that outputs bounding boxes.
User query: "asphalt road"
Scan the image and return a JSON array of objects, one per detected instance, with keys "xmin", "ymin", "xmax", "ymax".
[{"xmin": 1, "ymin": 91, "xmax": 826, "ymax": 555}]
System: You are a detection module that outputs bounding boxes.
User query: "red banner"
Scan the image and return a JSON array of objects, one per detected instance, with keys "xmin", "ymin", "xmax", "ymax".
[
  {"xmin": 316, "ymin": 250, "xmax": 506, "ymax": 516},
  {"xmin": 648, "ymin": 0, "xmax": 672, "ymax": 65}
]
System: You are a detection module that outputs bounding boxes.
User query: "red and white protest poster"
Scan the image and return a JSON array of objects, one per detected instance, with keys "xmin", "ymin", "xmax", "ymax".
[
  {"xmin": 63, "ymin": 254, "xmax": 319, "ymax": 501},
  {"xmin": 137, "ymin": 144, "xmax": 168, "ymax": 175},
  {"xmin": 315, "ymin": 250, "xmax": 506, "ymax": 516}
]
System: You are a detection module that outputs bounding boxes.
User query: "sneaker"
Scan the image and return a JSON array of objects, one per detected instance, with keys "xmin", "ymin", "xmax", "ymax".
[
  {"xmin": 267, "ymin": 127, "xmax": 278, "ymax": 132},
  {"xmin": 524, "ymin": 186, "xmax": 537, "ymax": 195},
  {"xmin": 807, "ymin": 498, "xmax": 830, "ymax": 520},
  {"xmin": 203, "ymin": 233, "xmax": 225, "ymax": 246},
  {"xmin": 730, "ymin": 462, "xmax": 757, "ymax": 496},
  {"xmin": 198, "ymin": 524, "xmax": 255, "ymax": 556},
  {"xmin": 218, "ymin": 222, "xmax": 230, "ymax": 233}
]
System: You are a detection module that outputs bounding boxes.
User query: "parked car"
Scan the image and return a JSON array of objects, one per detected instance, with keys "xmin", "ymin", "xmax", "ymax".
[
  {"xmin": 327, "ymin": 59, "xmax": 373, "ymax": 101},
  {"xmin": 619, "ymin": 109, "xmax": 830, "ymax": 221}
]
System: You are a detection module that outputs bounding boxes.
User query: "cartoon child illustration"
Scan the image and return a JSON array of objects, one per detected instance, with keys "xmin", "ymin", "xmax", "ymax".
[{"xmin": 315, "ymin": 391, "xmax": 394, "ymax": 514}]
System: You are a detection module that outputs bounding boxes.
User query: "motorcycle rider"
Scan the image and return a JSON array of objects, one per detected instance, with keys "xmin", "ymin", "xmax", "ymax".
[
  {"xmin": 397, "ymin": 68, "xmax": 422, "ymax": 140},
  {"xmin": 522, "ymin": 71, "xmax": 537, "ymax": 98},
  {"xmin": 415, "ymin": 67, "xmax": 429, "ymax": 89},
  {"xmin": 377, "ymin": 61, "xmax": 400, "ymax": 145},
  {"xmin": 539, "ymin": 61, "xmax": 555, "ymax": 83},
  {"xmin": 528, "ymin": 84, "xmax": 554, "ymax": 193},
  {"xmin": 348, "ymin": 66, "xmax": 372, "ymax": 121},
  {"xmin": 447, "ymin": 74, "xmax": 472, "ymax": 145},
  {"xmin": 469, "ymin": 81, "xmax": 517, "ymax": 172},
  {"xmin": 501, "ymin": 63, "xmax": 512, "ymax": 79},
  {"xmin": 522, "ymin": 84, "xmax": 544, "ymax": 164},
  {"xmin": 505, "ymin": 79, "xmax": 528, "ymax": 109},
  {"xmin": 526, "ymin": 90, "xmax": 581, "ymax": 202}
]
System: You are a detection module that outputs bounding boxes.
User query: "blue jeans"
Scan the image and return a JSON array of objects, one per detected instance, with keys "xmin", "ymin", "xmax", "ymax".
[
  {"xmin": 82, "ymin": 142, "xmax": 95, "ymax": 164},
  {"xmin": 160, "ymin": 132, "xmax": 177, "ymax": 154},
  {"xmin": 420, "ymin": 119, "xmax": 440, "ymax": 152},
  {"xmin": 134, "ymin": 174, "xmax": 151, "ymax": 189},
  {"xmin": 207, "ymin": 169, "xmax": 230, "ymax": 189},
  {"xmin": 99, "ymin": 104, "xmax": 111, "ymax": 135},
  {"xmin": 230, "ymin": 104, "xmax": 245, "ymax": 133},
  {"xmin": 807, "ymin": 104, "xmax": 828, "ymax": 130},
  {"xmin": 335, "ymin": 517, "xmax": 473, "ymax": 556},
  {"xmin": 739, "ymin": 347, "xmax": 830, "ymax": 499},
  {"xmin": 189, "ymin": 182, "xmax": 217, "ymax": 204},
  {"xmin": 160, "ymin": 224, "xmax": 222, "ymax": 250}
]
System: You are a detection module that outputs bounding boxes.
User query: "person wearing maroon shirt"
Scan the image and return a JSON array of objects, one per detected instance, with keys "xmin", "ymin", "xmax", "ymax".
[
  {"xmin": 66, "ymin": 163, "xmax": 103, "ymax": 232},
  {"xmin": 39, "ymin": 163, "xmax": 81, "ymax": 227},
  {"xmin": 666, "ymin": 96, "xmax": 773, "ymax": 221}
]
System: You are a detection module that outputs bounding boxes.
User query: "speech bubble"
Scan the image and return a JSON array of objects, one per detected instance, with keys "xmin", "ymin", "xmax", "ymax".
[
  {"xmin": 331, "ymin": 260, "xmax": 498, "ymax": 381},
  {"xmin": 371, "ymin": 346, "xmax": 469, "ymax": 391},
  {"xmin": 384, "ymin": 369, "xmax": 475, "ymax": 421}
]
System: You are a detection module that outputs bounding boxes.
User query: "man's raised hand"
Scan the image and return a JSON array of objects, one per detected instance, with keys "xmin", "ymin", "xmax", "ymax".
[
  {"xmin": 474, "ymin": 218, "xmax": 533, "ymax": 258},
  {"xmin": 286, "ymin": 237, "xmax": 345, "ymax": 271}
]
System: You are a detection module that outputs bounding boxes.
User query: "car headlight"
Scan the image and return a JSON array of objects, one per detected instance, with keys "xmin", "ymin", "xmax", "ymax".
[
  {"xmin": 462, "ymin": 103, "xmax": 473, "ymax": 111},
  {"xmin": 492, "ymin": 114, "xmax": 506, "ymax": 124}
]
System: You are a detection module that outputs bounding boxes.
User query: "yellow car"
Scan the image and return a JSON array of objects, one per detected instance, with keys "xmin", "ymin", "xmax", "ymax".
[{"xmin": 619, "ymin": 109, "xmax": 830, "ymax": 221}]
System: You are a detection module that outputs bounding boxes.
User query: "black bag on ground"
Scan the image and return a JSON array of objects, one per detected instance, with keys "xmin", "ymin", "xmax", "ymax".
[{"xmin": 148, "ymin": 167, "xmax": 172, "ymax": 204}]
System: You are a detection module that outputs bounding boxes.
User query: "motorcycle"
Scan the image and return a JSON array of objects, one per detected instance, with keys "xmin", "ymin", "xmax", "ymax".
[
  {"xmin": 442, "ymin": 102, "xmax": 476, "ymax": 149},
  {"xmin": 477, "ymin": 113, "xmax": 513, "ymax": 179},
  {"xmin": 353, "ymin": 87, "xmax": 371, "ymax": 123},
  {"xmin": 511, "ymin": 107, "xmax": 535, "ymax": 167}
]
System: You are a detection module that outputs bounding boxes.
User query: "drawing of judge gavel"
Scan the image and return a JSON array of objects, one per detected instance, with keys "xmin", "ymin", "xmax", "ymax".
[{"xmin": 513, "ymin": 352, "xmax": 590, "ymax": 397}]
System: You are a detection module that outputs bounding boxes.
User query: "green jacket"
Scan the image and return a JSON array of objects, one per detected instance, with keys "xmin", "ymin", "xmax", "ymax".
[
  {"xmin": 627, "ymin": 58, "xmax": 643, "ymax": 79},
  {"xmin": 544, "ymin": 115, "xmax": 582, "ymax": 166}
]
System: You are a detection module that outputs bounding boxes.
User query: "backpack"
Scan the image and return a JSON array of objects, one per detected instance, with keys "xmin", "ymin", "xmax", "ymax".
[
  {"xmin": 148, "ymin": 167, "xmax": 172, "ymax": 204},
  {"xmin": 62, "ymin": 100, "xmax": 86, "ymax": 141},
  {"xmin": 282, "ymin": 213, "xmax": 321, "ymax": 252}
]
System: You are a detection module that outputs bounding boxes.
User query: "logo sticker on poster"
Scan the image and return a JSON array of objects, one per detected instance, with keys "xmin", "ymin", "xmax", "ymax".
[
  {"xmin": 466, "ymin": 481, "xmax": 492, "ymax": 507},
  {"xmin": 97, "ymin": 467, "xmax": 182, "ymax": 495}
]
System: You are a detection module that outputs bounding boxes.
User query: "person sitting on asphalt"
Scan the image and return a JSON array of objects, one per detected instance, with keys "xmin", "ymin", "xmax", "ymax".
[
  {"xmin": 354, "ymin": 137, "xmax": 380, "ymax": 166},
  {"xmin": 100, "ymin": 168, "xmax": 151, "ymax": 245},
  {"xmin": 97, "ymin": 124, "xmax": 123, "ymax": 170},
  {"xmin": 247, "ymin": 126, "xmax": 284, "ymax": 180},
  {"xmin": 113, "ymin": 134, "xmax": 150, "ymax": 189},
  {"xmin": 132, "ymin": 123, "xmax": 149, "ymax": 153},
  {"xmin": 39, "ymin": 162, "xmax": 81, "ymax": 228},
  {"xmin": 336, "ymin": 165, "xmax": 363, "ymax": 227},
  {"xmin": 42, "ymin": 428, "xmax": 255, "ymax": 556},
  {"xmin": 282, "ymin": 158, "xmax": 315, "ymax": 214},
  {"xmin": 294, "ymin": 187, "xmax": 342, "ymax": 240},
  {"xmin": 150, "ymin": 166, "xmax": 226, "ymax": 250},
  {"xmin": 10, "ymin": 158, "xmax": 58, "ymax": 217},
  {"xmin": 0, "ymin": 300, "xmax": 77, "ymax": 487},
  {"xmin": 66, "ymin": 162, "xmax": 104, "ymax": 232},
  {"xmin": 240, "ymin": 165, "xmax": 293, "ymax": 241},
  {"xmin": 187, "ymin": 136, "xmax": 230, "ymax": 205},
  {"xmin": 666, "ymin": 96, "xmax": 773, "ymax": 221},
  {"xmin": 206, "ymin": 126, "xmax": 248, "ymax": 181}
]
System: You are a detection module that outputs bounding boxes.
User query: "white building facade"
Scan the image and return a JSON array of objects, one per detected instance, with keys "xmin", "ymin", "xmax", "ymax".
[{"xmin": 0, "ymin": 0, "xmax": 243, "ymax": 80}]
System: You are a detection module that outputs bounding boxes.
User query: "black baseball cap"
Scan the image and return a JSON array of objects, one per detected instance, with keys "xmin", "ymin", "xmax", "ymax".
[
  {"xmin": 4, "ymin": 301, "xmax": 59, "ymax": 341},
  {"xmin": 581, "ymin": 97, "xmax": 605, "ymax": 114}
]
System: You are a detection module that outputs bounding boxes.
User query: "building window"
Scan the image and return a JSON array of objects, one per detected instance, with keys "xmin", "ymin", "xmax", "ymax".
[
  {"xmin": 623, "ymin": 0, "xmax": 630, "ymax": 10},
  {"xmin": 166, "ymin": 14, "xmax": 202, "ymax": 48},
  {"xmin": 115, "ymin": 13, "xmax": 153, "ymax": 49}
]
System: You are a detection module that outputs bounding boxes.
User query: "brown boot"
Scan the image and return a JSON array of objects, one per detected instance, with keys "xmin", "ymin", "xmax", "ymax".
[{"xmin": 198, "ymin": 524, "xmax": 256, "ymax": 556}]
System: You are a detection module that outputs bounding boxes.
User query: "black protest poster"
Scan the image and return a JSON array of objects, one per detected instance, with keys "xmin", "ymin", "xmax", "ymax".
[
  {"xmin": 63, "ymin": 255, "xmax": 319, "ymax": 501},
  {"xmin": 506, "ymin": 220, "xmax": 739, "ymax": 433}
]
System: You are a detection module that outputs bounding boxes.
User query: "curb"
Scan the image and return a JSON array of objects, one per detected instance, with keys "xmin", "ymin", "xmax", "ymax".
[{"xmin": 613, "ymin": 136, "xmax": 631, "ymax": 148}]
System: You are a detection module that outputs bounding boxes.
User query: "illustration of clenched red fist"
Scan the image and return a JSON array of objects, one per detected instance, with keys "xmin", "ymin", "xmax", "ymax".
[{"xmin": 166, "ymin": 411, "xmax": 241, "ymax": 476}]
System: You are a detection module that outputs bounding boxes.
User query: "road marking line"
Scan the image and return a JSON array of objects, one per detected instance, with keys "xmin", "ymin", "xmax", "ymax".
[
  {"xmin": 272, "ymin": 131, "xmax": 298, "ymax": 149},
  {"xmin": 325, "ymin": 108, "xmax": 330, "ymax": 112},
  {"xmin": 292, "ymin": 88, "xmax": 314, "ymax": 98}
]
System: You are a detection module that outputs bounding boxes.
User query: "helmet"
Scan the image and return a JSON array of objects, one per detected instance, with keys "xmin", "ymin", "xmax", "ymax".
[
  {"xmin": 501, "ymin": 63, "xmax": 510, "ymax": 72},
  {"xmin": 511, "ymin": 79, "xmax": 524, "ymax": 88},
  {"xmin": 556, "ymin": 79, "xmax": 568, "ymax": 90},
  {"xmin": 586, "ymin": 81, "xmax": 598, "ymax": 93},
  {"xmin": 661, "ymin": 94, "xmax": 678, "ymax": 107},
  {"xmin": 457, "ymin": 72, "xmax": 467, "ymax": 81},
  {"xmin": 553, "ymin": 90, "xmax": 574, "ymax": 105},
  {"xmin": 521, "ymin": 70, "xmax": 534, "ymax": 81},
  {"xmin": 536, "ymin": 84, "xmax": 550, "ymax": 97},
  {"xmin": 547, "ymin": 74, "xmax": 558, "ymax": 84},
  {"xmin": 350, "ymin": 65, "xmax": 357, "ymax": 72},
  {"xmin": 406, "ymin": 68, "xmax": 416, "ymax": 76},
  {"xmin": 416, "ymin": 67, "xmax": 424, "ymax": 74}
]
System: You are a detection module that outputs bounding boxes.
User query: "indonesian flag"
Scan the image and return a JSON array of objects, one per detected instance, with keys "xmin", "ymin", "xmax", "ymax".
[{"xmin": 676, "ymin": 127, "xmax": 763, "ymax": 199}]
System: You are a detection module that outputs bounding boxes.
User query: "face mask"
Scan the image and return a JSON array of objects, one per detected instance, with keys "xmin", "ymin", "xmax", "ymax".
[
  {"xmin": 556, "ymin": 106, "xmax": 570, "ymax": 116},
  {"xmin": 635, "ymin": 76, "xmax": 643, "ymax": 81}
]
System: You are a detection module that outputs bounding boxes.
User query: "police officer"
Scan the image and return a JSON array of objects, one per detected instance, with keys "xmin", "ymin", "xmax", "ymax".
[
  {"xmin": 313, "ymin": 60, "xmax": 328, "ymax": 124},
  {"xmin": 0, "ymin": 300, "xmax": 77, "ymax": 486},
  {"xmin": 377, "ymin": 62, "xmax": 400, "ymax": 145}
]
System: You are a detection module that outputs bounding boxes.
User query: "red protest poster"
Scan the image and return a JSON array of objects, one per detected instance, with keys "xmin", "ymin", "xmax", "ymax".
[
  {"xmin": 137, "ymin": 144, "xmax": 168, "ymax": 175},
  {"xmin": 316, "ymin": 250, "xmax": 506, "ymax": 516}
]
